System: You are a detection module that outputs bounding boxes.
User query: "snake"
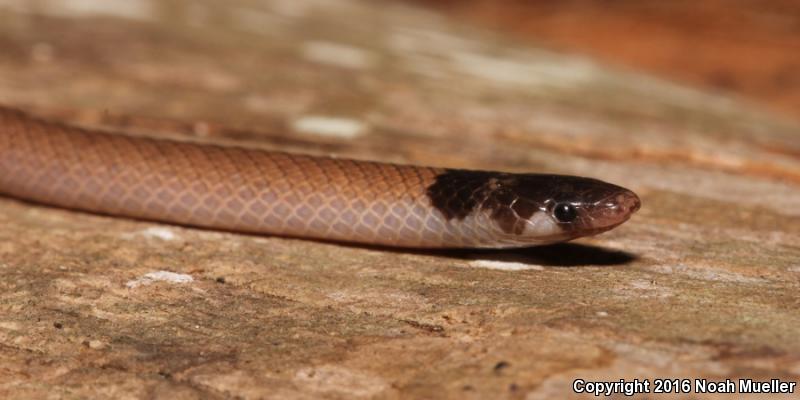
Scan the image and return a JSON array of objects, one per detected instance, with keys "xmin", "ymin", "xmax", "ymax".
[{"xmin": 0, "ymin": 106, "xmax": 640, "ymax": 248}]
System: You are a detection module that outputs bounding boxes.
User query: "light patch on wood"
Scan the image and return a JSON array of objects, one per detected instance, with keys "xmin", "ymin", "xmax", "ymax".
[
  {"xmin": 449, "ymin": 51, "xmax": 597, "ymax": 89},
  {"xmin": 126, "ymin": 271, "xmax": 193, "ymax": 289},
  {"xmin": 0, "ymin": 321, "xmax": 20, "ymax": 331},
  {"xmin": 292, "ymin": 115, "xmax": 366, "ymax": 138},
  {"xmin": 468, "ymin": 260, "xmax": 544, "ymax": 271},
  {"xmin": 0, "ymin": 0, "xmax": 154, "ymax": 20},
  {"xmin": 134, "ymin": 227, "xmax": 178, "ymax": 241},
  {"xmin": 302, "ymin": 40, "xmax": 376, "ymax": 70}
]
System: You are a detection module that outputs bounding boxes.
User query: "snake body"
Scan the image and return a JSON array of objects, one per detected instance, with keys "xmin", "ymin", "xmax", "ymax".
[{"xmin": 0, "ymin": 107, "xmax": 639, "ymax": 248}]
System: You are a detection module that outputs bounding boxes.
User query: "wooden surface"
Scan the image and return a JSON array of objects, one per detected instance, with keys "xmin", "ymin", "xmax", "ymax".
[
  {"xmin": 0, "ymin": 1, "xmax": 798, "ymax": 399},
  {"xmin": 418, "ymin": 0, "xmax": 800, "ymax": 122}
]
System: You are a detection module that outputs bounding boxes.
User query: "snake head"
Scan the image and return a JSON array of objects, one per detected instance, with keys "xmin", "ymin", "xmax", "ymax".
[
  {"xmin": 427, "ymin": 171, "xmax": 640, "ymax": 247},
  {"xmin": 530, "ymin": 175, "xmax": 640, "ymax": 240}
]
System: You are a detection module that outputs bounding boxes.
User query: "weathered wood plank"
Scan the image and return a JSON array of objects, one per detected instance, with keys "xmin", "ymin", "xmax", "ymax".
[{"xmin": 0, "ymin": 1, "xmax": 797, "ymax": 398}]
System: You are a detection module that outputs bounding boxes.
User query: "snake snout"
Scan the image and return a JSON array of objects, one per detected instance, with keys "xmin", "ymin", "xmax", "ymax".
[
  {"xmin": 618, "ymin": 190, "xmax": 641, "ymax": 215},
  {"xmin": 588, "ymin": 189, "xmax": 640, "ymax": 231}
]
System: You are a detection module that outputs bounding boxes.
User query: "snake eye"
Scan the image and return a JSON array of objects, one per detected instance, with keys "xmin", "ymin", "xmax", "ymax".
[{"xmin": 553, "ymin": 203, "xmax": 577, "ymax": 223}]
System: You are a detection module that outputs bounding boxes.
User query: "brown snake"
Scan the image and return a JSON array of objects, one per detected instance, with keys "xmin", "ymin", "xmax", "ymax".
[{"xmin": 0, "ymin": 107, "xmax": 640, "ymax": 248}]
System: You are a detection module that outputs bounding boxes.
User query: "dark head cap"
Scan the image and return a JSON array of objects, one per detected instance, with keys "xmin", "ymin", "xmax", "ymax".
[{"xmin": 427, "ymin": 170, "xmax": 640, "ymax": 246}]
